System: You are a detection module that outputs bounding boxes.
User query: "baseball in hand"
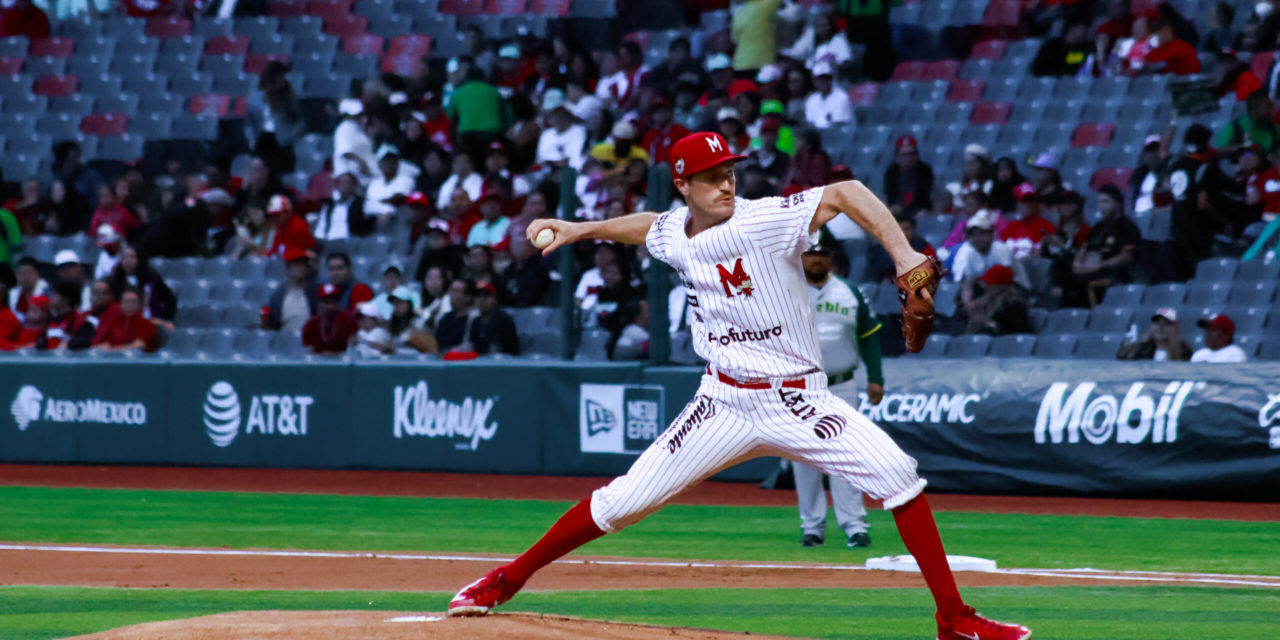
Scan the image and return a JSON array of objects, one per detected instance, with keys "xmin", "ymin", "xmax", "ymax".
[{"xmin": 532, "ymin": 228, "xmax": 556, "ymax": 249}]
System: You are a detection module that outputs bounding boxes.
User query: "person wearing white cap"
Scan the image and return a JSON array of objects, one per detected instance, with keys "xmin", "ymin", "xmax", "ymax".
[
  {"xmin": 93, "ymin": 223, "xmax": 124, "ymax": 280},
  {"xmin": 715, "ymin": 107, "xmax": 750, "ymax": 155},
  {"xmin": 950, "ymin": 211, "xmax": 1027, "ymax": 309},
  {"xmin": 353, "ymin": 300, "xmax": 394, "ymax": 358},
  {"xmin": 803, "ymin": 60, "xmax": 852, "ymax": 129},
  {"xmin": 1132, "ymin": 133, "xmax": 1166, "ymax": 214},
  {"xmin": 1029, "ymin": 150, "xmax": 1069, "ymax": 205},
  {"xmin": 535, "ymin": 88, "xmax": 588, "ymax": 171},
  {"xmin": 590, "ymin": 120, "xmax": 650, "ymax": 167},
  {"xmin": 53, "ymin": 249, "xmax": 93, "ymax": 313},
  {"xmin": 365, "ymin": 145, "xmax": 418, "ymax": 221},
  {"xmin": 333, "ymin": 98, "xmax": 376, "ymax": 183},
  {"xmin": 782, "ymin": 13, "xmax": 852, "ymax": 71},
  {"xmin": 1117, "ymin": 308, "xmax": 1192, "ymax": 361},
  {"xmin": 945, "ymin": 144, "xmax": 993, "ymax": 209}
]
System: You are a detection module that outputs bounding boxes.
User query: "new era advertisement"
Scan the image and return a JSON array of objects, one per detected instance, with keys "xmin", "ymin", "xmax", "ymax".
[{"xmin": 579, "ymin": 383, "xmax": 666, "ymax": 455}]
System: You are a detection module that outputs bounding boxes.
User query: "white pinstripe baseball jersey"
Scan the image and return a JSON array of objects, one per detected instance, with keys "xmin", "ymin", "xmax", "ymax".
[{"xmin": 646, "ymin": 187, "xmax": 827, "ymax": 381}]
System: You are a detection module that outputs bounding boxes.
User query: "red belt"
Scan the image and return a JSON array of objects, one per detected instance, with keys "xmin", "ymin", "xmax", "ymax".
[{"xmin": 708, "ymin": 366, "xmax": 807, "ymax": 390}]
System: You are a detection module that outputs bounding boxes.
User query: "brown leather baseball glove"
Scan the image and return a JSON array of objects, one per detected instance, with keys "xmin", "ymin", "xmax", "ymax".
[{"xmin": 896, "ymin": 255, "xmax": 945, "ymax": 353}]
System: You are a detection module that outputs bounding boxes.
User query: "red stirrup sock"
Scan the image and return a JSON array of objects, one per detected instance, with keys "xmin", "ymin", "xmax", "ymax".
[
  {"xmin": 891, "ymin": 494, "xmax": 966, "ymax": 621},
  {"xmin": 502, "ymin": 498, "xmax": 605, "ymax": 585}
]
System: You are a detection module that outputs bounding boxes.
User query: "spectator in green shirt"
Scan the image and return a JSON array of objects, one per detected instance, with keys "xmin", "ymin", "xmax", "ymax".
[
  {"xmin": 731, "ymin": 0, "xmax": 783, "ymax": 73},
  {"xmin": 0, "ymin": 206, "xmax": 23, "ymax": 288},
  {"xmin": 445, "ymin": 66, "xmax": 513, "ymax": 166},
  {"xmin": 1215, "ymin": 90, "xmax": 1280, "ymax": 155}
]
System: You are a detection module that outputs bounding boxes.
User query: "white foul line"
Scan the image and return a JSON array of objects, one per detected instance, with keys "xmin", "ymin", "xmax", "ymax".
[{"xmin": 1, "ymin": 543, "xmax": 1277, "ymax": 589}]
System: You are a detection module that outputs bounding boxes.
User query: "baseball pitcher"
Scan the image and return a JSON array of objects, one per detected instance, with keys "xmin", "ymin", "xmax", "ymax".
[{"xmin": 448, "ymin": 131, "xmax": 1031, "ymax": 640}]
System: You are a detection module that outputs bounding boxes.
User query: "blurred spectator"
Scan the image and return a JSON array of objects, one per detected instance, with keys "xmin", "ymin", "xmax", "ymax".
[
  {"xmin": 836, "ymin": 0, "xmax": 896, "ymax": 81},
  {"xmin": 644, "ymin": 38, "xmax": 704, "ymax": 98},
  {"xmin": 591, "ymin": 121, "xmax": 649, "ymax": 167},
  {"xmin": 784, "ymin": 12, "xmax": 853, "ymax": 71},
  {"xmin": 952, "ymin": 212, "xmax": 1025, "ymax": 307},
  {"xmin": 611, "ymin": 300, "xmax": 650, "ymax": 361},
  {"xmin": 1096, "ymin": 0, "xmax": 1136, "ymax": 44},
  {"xmin": 0, "ymin": 0, "xmax": 48, "ymax": 39},
  {"xmin": 246, "ymin": 61, "xmax": 304, "ymax": 173},
  {"xmin": 323, "ymin": 252, "xmax": 374, "ymax": 310},
  {"xmin": 3, "ymin": 294, "xmax": 45, "ymax": 350},
  {"xmin": 8, "ymin": 256, "xmax": 47, "ymax": 321},
  {"xmin": 1203, "ymin": 2, "xmax": 1236, "ymax": 51},
  {"xmin": 615, "ymin": 42, "xmax": 650, "ymax": 111},
  {"xmin": 641, "ymin": 99, "xmax": 690, "ymax": 167},
  {"xmin": 54, "ymin": 250, "xmax": 92, "ymax": 313},
  {"xmin": 803, "ymin": 61, "xmax": 852, "ymax": 129},
  {"xmin": 365, "ymin": 146, "xmax": 418, "ymax": 224},
  {"xmin": 731, "ymin": 0, "xmax": 782, "ymax": 73},
  {"xmin": 40, "ymin": 279, "xmax": 95, "ymax": 351},
  {"xmin": 493, "ymin": 43, "xmax": 533, "ymax": 94},
  {"xmin": 89, "ymin": 185, "xmax": 141, "ymax": 243},
  {"xmin": 302, "ymin": 283, "xmax": 358, "ymax": 355},
  {"xmin": 1142, "ymin": 15, "xmax": 1202, "ymax": 75},
  {"xmin": 436, "ymin": 152, "xmax": 484, "ymax": 212},
  {"xmin": 1215, "ymin": 91, "xmax": 1280, "ymax": 154},
  {"xmin": 963, "ymin": 265, "xmax": 1031, "ymax": 336},
  {"xmin": 868, "ymin": 217, "xmax": 936, "ymax": 282},
  {"xmin": 372, "ymin": 266, "xmax": 420, "ymax": 319},
  {"xmin": 714, "ymin": 108, "xmax": 750, "ymax": 155},
  {"xmin": 1000, "ymin": 183, "xmax": 1057, "ymax": 259},
  {"xmin": 419, "ymin": 265, "xmax": 453, "ymax": 333},
  {"xmin": 352, "ymin": 301, "xmax": 394, "ymax": 358},
  {"xmin": 1246, "ymin": 146, "xmax": 1280, "ymax": 224},
  {"xmin": 536, "ymin": 89, "xmax": 589, "ymax": 172},
  {"xmin": 471, "ymin": 282, "xmax": 519, "ymax": 355},
  {"xmin": 790, "ymin": 129, "xmax": 832, "ymax": 191},
  {"xmin": 467, "ymin": 187, "xmax": 510, "ymax": 249},
  {"xmin": 107, "ymin": 244, "xmax": 176, "ymax": 329},
  {"xmin": 1227, "ymin": 145, "xmax": 1265, "ymax": 236},
  {"xmin": 988, "ymin": 156, "xmax": 1026, "ymax": 214},
  {"xmin": 3, "ymin": 180, "xmax": 49, "ymax": 236},
  {"xmin": 446, "ymin": 65, "xmax": 512, "ymax": 164},
  {"xmin": 0, "ymin": 203, "xmax": 19, "ymax": 286},
  {"xmin": 945, "ymin": 144, "xmax": 993, "ymax": 210},
  {"xmin": 265, "ymin": 248, "xmax": 316, "ymax": 332},
  {"xmin": 386, "ymin": 286, "xmax": 436, "ymax": 354},
  {"xmin": 1216, "ymin": 51, "xmax": 1263, "ymax": 102},
  {"xmin": 673, "ymin": 82, "xmax": 705, "ymax": 132},
  {"xmin": 883, "ymin": 136, "xmax": 934, "ymax": 217},
  {"xmin": 0, "ymin": 281, "xmax": 17, "ymax": 346},
  {"xmin": 334, "ymin": 99, "xmax": 376, "ymax": 184},
  {"xmin": 1240, "ymin": 1, "xmax": 1280, "ymax": 53},
  {"xmin": 1132, "ymin": 134, "xmax": 1167, "ymax": 214},
  {"xmin": 575, "ymin": 243, "xmax": 617, "ymax": 311},
  {"xmin": 91, "ymin": 286, "xmax": 158, "ymax": 353},
  {"xmin": 52, "ymin": 141, "xmax": 104, "ymax": 211},
  {"xmin": 1117, "ymin": 307, "xmax": 1191, "ymax": 361},
  {"xmin": 484, "ymin": 142, "xmax": 531, "ymax": 197},
  {"xmin": 1168, "ymin": 125, "xmax": 1228, "ymax": 281},
  {"xmin": 266, "ymin": 195, "xmax": 317, "ymax": 260},
  {"xmin": 94, "ymin": 225, "xmax": 125, "ymax": 280},
  {"xmin": 461, "ymin": 27, "xmax": 496, "ymax": 78},
  {"xmin": 1033, "ymin": 17, "xmax": 1093, "ymax": 77},
  {"xmin": 752, "ymin": 100, "xmax": 795, "ymax": 155},
  {"xmin": 496, "ymin": 233, "xmax": 550, "ymax": 308},
  {"xmin": 435, "ymin": 278, "xmax": 479, "ymax": 352},
  {"xmin": 86, "ymin": 279, "xmax": 116, "ymax": 323},
  {"xmin": 1040, "ymin": 189, "xmax": 1091, "ymax": 262},
  {"xmin": 414, "ymin": 224, "xmax": 466, "ymax": 283},
  {"xmin": 230, "ymin": 200, "xmax": 274, "ymax": 258},
  {"xmin": 588, "ymin": 261, "xmax": 639, "ymax": 329},
  {"xmin": 1028, "ymin": 152, "xmax": 1069, "ymax": 205},
  {"xmin": 1191, "ymin": 314, "xmax": 1248, "ymax": 362},
  {"xmin": 462, "ymin": 244, "xmax": 496, "ymax": 284},
  {"xmin": 701, "ymin": 54, "xmax": 736, "ymax": 107},
  {"xmin": 746, "ymin": 120, "xmax": 790, "ymax": 190}
]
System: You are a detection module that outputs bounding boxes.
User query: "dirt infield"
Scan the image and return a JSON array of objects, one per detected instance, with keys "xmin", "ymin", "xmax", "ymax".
[
  {"xmin": 3, "ymin": 464, "xmax": 1277, "ymax": 521},
  {"xmin": 66, "ymin": 611, "xmax": 805, "ymax": 640}
]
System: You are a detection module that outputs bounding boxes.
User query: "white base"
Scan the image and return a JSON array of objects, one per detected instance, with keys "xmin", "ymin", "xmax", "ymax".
[
  {"xmin": 866, "ymin": 554, "xmax": 997, "ymax": 573},
  {"xmin": 387, "ymin": 615, "xmax": 444, "ymax": 622}
]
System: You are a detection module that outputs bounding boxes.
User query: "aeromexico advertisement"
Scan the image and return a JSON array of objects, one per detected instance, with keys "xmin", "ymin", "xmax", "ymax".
[{"xmin": 1, "ymin": 359, "xmax": 1277, "ymax": 498}]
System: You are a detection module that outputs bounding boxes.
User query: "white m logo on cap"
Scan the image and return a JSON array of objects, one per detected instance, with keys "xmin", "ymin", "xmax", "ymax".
[{"xmin": 706, "ymin": 136, "xmax": 723, "ymax": 153}]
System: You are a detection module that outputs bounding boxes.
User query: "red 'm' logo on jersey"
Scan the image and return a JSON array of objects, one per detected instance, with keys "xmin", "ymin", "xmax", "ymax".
[{"xmin": 716, "ymin": 258, "xmax": 753, "ymax": 298}]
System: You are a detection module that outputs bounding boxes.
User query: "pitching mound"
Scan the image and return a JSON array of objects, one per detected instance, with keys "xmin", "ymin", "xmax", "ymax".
[{"xmin": 66, "ymin": 610, "xmax": 808, "ymax": 640}]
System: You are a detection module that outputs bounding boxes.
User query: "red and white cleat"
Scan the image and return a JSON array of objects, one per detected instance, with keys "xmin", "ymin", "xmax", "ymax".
[
  {"xmin": 446, "ymin": 568, "xmax": 524, "ymax": 617},
  {"xmin": 937, "ymin": 606, "xmax": 1032, "ymax": 640}
]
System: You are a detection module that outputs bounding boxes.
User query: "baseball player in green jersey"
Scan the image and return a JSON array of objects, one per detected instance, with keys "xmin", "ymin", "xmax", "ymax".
[{"xmin": 796, "ymin": 242, "xmax": 883, "ymax": 548}]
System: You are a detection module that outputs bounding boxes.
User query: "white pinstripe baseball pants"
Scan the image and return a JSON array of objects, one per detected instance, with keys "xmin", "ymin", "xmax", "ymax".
[{"xmin": 591, "ymin": 371, "xmax": 927, "ymax": 533}]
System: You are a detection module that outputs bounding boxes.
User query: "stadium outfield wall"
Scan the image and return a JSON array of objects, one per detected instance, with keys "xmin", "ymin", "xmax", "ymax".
[{"xmin": 2, "ymin": 359, "xmax": 1278, "ymax": 499}]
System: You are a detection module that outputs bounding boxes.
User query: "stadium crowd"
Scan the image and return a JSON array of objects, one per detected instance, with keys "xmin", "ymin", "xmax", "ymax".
[{"xmin": 1, "ymin": 0, "xmax": 1279, "ymax": 363}]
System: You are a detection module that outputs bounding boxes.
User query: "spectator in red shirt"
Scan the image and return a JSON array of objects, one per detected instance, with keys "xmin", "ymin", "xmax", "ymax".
[
  {"xmin": 302, "ymin": 283, "xmax": 358, "ymax": 355},
  {"xmin": 323, "ymin": 252, "xmax": 374, "ymax": 310},
  {"xmin": 267, "ymin": 195, "xmax": 316, "ymax": 260},
  {"xmin": 1247, "ymin": 146, "xmax": 1280, "ymax": 224},
  {"xmin": 640, "ymin": 98, "xmax": 689, "ymax": 167},
  {"xmin": 1216, "ymin": 51, "xmax": 1263, "ymax": 102},
  {"xmin": 9, "ymin": 256, "xmax": 47, "ymax": 321},
  {"xmin": 1000, "ymin": 183, "xmax": 1057, "ymax": 259},
  {"xmin": 91, "ymin": 285, "xmax": 158, "ymax": 352},
  {"xmin": 1096, "ymin": 0, "xmax": 1136, "ymax": 43},
  {"xmin": 88, "ymin": 185, "xmax": 141, "ymax": 242},
  {"xmin": 1143, "ymin": 19, "xmax": 1201, "ymax": 75},
  {"xmin": 41, "ymin": 280, "xmax": 95, "ymax": 351},
  {"xmin": 0, "ymin": 0, "xmax": 48, "ymax": 39},
  {"xmin": 0, "ymin": 281, "xmax": 21, "ymax": 348},
  {"xmin": 4, "ymin": 294, "xmax": 46, "ymax": 350}
]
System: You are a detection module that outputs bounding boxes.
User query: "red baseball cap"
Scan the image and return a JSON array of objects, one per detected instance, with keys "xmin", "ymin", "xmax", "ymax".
[
  {"xmin": 317, "ymin": 283, "xmax": 340, "ymax": 300},
  {"xmin": 895, "ymin": 136, "xmax": 917, "ymax": 152},
  {"xmin": 282, "ymin": 246, "xmax": 308, "ymax": 263},
  {"xmin": 1197, "ymin": 313, "xmax": 1235, "ymax": 338},
  {"xmin": 670, "ymin": 132, "xmax": 747, "ymax": 180},
  {"xmin": 980, "ymin": 264, "xmax": 1014, "ymax": 286},
  {"xmin": 1013, "ymin": 182, "xmax": 1039, "ymax": 203},
  {"xmin": 406, "ymin": 191, "xmax": 431, "ymax": 207}
]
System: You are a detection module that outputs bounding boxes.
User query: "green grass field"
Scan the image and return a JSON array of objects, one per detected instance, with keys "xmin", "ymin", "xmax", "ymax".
[{"xmin": 1, "ymin": 486, "xmax": 1277, "ymax": 640}]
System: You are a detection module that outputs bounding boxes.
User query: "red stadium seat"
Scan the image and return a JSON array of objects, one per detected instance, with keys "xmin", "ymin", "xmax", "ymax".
[
  {"xmin": 0, "ymin": 57, "xmax": 21, "ymax": 74},
  {"xmin": 80, "ymin": 112, "xmax": 128, "ymax": 137},
  {"xmin": 983, "ymin": 0, "xmax": 1021, "ymax": 27},
  {"xmin": 848, "ymin": 82, "xmax": 878, "ymax": 107},
  {"xmin": 343, "ymin": 34, "xmax": 384, "ymax": 55},
  {"xmin": 29, "ymin": 37, "xmax": 74, "ymax": 58},
  {"xmin": 205, "ymin": 35, "xmax": 251, "ymax": 56},
  {"xmin": 146, "ymin": 16, "xmax": 192, "ymax": 38},
  {"xmin": 305, "ymin": 169, "xmax": 334, "ymax": 203},
  {"xmin": 1251, "ymin": 51, "xmax": 1276, "ymax": 85},
  {"xmin": 969, "ymin": 39, "xmax": 1007, "ymax": 60},
  {"xmin": 233, "ymin": 95, "xmax": 248, "ymax": 117},
  {"xmin": 33, "ymin": 75, "xmax": 78, "ymax": 97},
  {"xmin": 1071, "ymin": 122, "xmax": 1116, "ymax": 148},
  {"xmin": 527, "ymin": 0, "xmax": 570, "ymax": 15},
  {"xmin": 381, "ymin": 54, "xmax": 419, "ymax": 74},
  {"xmin": 485, "ymin": 0, "xmax": 528, "ymax": 13},
  {"xmin": 322, "ymin": 14, "xmax": 367, "ymax": 39},
  {"xmin": 441, "ymin": 0, "xmax": 485, "ymax": 15},
  {"xmin": 267, "ymin": 1, "xmax": 308, "ymax": 16},
  {"xmin": 1091, "ymin": 167, "xmax": 1134, "ymax": 192},
  {"xmin": 308, "ymin": 0, "xmax": 352, "ymax": 20},
  {"xmin": 387, "ymin": 35, "xmax": 431, "ymax": 58},
  {"xmin": 970, "ymin": 101, "xmax": 1011, "ymax": 124},
  {"xmin": 922, "ymin": 60, "xmax": 959, "ymax": 81},
  {"xmin": 189, "ymin": 94, "xmax": 231, "ymax": 117},
  {"xmin": 245, "ymin": 54, "xmax": 291, "ymax": 74},
  {"xmin": 947, "ymin": 79, "xmax": 986, "ymax": 102},
  {"xmin": 889, "ymin": 61, "xmax": 927, "ymax": 82}
]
